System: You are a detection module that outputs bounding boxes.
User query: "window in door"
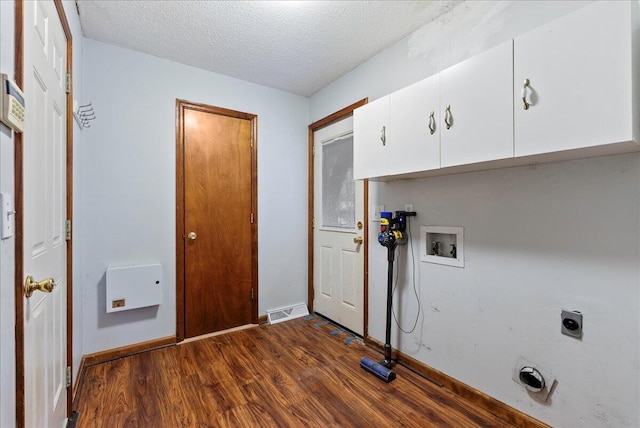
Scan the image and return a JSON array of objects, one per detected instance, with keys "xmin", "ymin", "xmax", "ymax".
[{"xmin": 321, "ymin": 134, "xmax": 355, "ymax": 230}]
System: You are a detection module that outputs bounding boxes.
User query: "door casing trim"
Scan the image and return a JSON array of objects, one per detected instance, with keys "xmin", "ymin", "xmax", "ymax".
[
  {"xmin": 307, "ymin": 99, "xmax": 368, "ymax": 336},
  {"xmin": 175, "ymin": 99, "xmax": 259, "ymax": 342}
]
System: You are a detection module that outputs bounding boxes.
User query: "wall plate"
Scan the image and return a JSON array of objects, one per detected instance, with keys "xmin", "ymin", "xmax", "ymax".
[
  {"xmin": 372, "ymin": 205, "xmax": 384, "ymax": 222},
  {"xmin": 0, "ymin": 192, "xmax": 14, "ymax": 240},
  {"xmin": 420, "ymin": 225, "xmax": 464, "ymax": 268},
  {"xmin": 561, "ymin": 309, "xmax": 583, "ymax": 338},
  {"xmin": 512, "ymin": 356, "xmax": 556, "ymax": 402}
]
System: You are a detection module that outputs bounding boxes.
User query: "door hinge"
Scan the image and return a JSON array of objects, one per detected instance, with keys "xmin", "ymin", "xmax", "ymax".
[
  {"xmin": 66, "ymin": 366, "xmax": 72, "ymax": 388},
  {"xmin": 312, "ymin": 217, "xmax": 315, "ymax": 229},
  {"xmin": 251, "ymin": 288, "xmax": 254, "ymax": 300},
  {"xmin": 250, "ymin": 213, "xmax": 254, "ymax": 224},
  {"xmin": 312, "ymin": 144, "xmax": 315, "ymax": 157},
  {"xmin": 65, "ymin": 73, "xmax": 71, "ymax": 94},
  {"xmin": 65, "ymin": 219, "xmax": 71, "ymax": 241}
]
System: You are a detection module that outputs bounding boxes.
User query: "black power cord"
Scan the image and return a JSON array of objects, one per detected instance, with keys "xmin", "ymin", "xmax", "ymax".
[{"xmin": 392, "ymin": 216, "xmax": 421, "ymax": 334}]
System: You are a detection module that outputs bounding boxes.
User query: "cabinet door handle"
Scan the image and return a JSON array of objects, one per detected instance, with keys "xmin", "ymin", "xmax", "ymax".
[
  {"xmin": 428, "ymin": 111, "xmax": 435, "ymax": 135},
  {"xmin": 444, "ymin": 105, "xmax": 452, "ymax": 129},
  {"xmin": 522, "ymin": 79, "xmax": 531, "ymax": 110},
  {"xmin": 380, "ymin": 126, "xmax": 386, "ymax": 146}
]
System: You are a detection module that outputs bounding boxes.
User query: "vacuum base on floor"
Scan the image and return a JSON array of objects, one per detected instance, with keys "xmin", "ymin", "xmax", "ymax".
[{"xmin": 360, "ymin": 357, "xmax": 396, "ymax": 383}]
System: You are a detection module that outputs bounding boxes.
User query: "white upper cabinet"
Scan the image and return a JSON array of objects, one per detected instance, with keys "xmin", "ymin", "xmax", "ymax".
[
  {"xmin": 353, "ymin": 1, "xmax": 639, "ymax": 181},
  {"xmin": 353, "ymin": 95, "xmax": 390, "ymax": 180},
  {"xmin": 440, "ymin": 40, "xmax": 514, "ymax": 168},
  {"xmin": 389, "ymin": 73, "xmax": 441, "ymax": 174},
  {"xmin": 514, "ymin": 1, "xmax": 638, "ymax": 157}
]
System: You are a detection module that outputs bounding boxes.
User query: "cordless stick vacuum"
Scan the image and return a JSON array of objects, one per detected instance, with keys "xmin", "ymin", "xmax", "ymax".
[{"xmin": 360, "ymin": 210, "xmax": 416, "ymax": 382}]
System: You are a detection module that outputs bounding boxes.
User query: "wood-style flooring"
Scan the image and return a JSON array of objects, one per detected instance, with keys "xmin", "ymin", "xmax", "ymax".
[{"xmin": 74, "ymin": 316, "xmax": 517, "ymax": 427}]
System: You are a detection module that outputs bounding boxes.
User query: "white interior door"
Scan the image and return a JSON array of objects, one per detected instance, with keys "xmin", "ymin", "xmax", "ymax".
[
  {"xmin": 23, "ymin": 1, "xmax": 68, "ymax": 426},
  {"xmin": 313, "ymin": 116, "xmax": 364, "ymax": 335}
]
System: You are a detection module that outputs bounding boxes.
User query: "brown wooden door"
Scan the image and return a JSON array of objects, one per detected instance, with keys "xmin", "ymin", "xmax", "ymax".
[{"xmin": 178, "ymin": 101, "xmax": 257, "ymax": 338}]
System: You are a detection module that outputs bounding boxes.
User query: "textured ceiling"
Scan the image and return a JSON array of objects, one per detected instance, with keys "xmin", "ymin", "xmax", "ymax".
[{"xmin": 76, "ymin": 1, "xmax": 462, "ymax": 97}]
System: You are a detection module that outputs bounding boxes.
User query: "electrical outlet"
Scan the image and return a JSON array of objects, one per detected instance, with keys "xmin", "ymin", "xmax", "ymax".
[
  {"xmin": 561, "ymin": 309, "xmax": 583, "ymax": 338},
  {"xmin": 372, "ymin": 205, "xmax": 384, "ymax": 221},
  {"xmin": 404, "ymin": 204, "xmax": 413, "ymax": 212}
]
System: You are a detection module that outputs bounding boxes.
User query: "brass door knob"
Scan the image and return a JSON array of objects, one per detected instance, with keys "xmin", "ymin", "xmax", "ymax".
[
  {"xmin": 353, "ymin": 236, "xmax": 364, "ymax": 245},
  {"xmin": 24, "ymin": 275, "xmax": 56, "ymax": 298},
  {"xmin": 187, "ymin": 232, "xmax": 197, "ymax": 240}
]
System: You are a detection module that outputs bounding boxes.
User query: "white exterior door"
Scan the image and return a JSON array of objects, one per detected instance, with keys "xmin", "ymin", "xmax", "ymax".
[
  {"xmin": 23, "ymin": 1, "xmax": 68, "ymax": 426},
  {"xmin": 313, "ymin": 116, "xmax": 364, "ymax": 335}
]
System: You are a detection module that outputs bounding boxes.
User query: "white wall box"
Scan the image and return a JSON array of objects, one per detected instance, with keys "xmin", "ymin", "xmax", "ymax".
[
  {"xmin": 514, "ymin": 1, "xmax": 640, "ymax": 157},
  {"xmin": 420, "ymin": 226, "xmax": 464, "ymax": 268},
  {"xmin": 440, "ymin": 40, "xmax": 514, "ymax": 168},
  {"xmin": 354, "ymin": 1, "xmax": 639, "ymax": 182},
  {"xmin": 105, "ymin": 263, "xmax": 164, "ymax": 313}
]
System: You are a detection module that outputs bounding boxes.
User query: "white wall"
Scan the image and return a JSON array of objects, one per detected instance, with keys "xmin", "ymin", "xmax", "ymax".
[
  {"xmin": 0, "ymin": 2, "xmax": 16, "ymax": 425},
  {"xmin": 311, "ymin": 1, "xmax": 589, "ymax": 121},
  {"xmin": 310, "ymin": 1, "xmax": 639, "ymax": 427},
  {"xmin": 80, "ymin": 39, "xmax": 309, "ymax": 354}
]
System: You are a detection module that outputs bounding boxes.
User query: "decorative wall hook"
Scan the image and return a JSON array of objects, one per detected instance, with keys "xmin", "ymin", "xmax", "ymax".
[{"xmin": 73, "ymin": 100, "xmax": 96, "ymax": 129}]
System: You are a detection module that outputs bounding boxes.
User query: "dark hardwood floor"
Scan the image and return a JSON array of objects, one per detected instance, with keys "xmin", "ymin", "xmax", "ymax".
[{"xmin": 74, "ymin": 316, "xmax": 517, "ymax": 427}]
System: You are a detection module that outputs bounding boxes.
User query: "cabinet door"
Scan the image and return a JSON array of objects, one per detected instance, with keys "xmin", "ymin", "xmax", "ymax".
[
  {"xmin": 440, "ymin": 40, "xmax": 514, "ymax": 168},
  {"xmin": 353, "ymin": 95, "xmax": 390, "ymax": 180},
  {"xmin": 389, "ymin": 73, "xmax": 440, "ymax": 174},
  {"xmin": 514, "ymin": 1, "xmax": 633, "ymax": 157}
]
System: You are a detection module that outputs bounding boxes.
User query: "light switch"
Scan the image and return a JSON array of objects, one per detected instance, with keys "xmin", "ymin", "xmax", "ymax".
[{"xmin": 1, "ymin": 192, "xmax": 15, "ymax": 239}]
